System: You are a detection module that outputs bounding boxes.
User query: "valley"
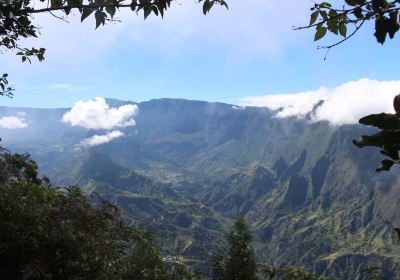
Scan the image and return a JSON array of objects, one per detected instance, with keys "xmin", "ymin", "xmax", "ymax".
[{"xmin": 2, "ymin": 98, "xmax": 400, "ymax": 279}]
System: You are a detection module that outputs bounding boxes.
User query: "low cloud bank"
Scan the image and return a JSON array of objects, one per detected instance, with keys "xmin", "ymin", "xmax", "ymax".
[
  {"xmin": 240, "ymin": 79, "xmax": 400, "ymax": 125},
  {"xmin": 62, "ymin": 97, "xmax": 138, "ymax": 130},
  {"xmin": 79, "ymin": 130, "xmax": 124, "ymax": 147},
  {"xmin": 0, "ymin": 116, "xmax": 28, "ymax": 129}
]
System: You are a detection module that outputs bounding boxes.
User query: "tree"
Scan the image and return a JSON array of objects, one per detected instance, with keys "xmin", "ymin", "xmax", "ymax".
[
  {"xmin": 224, "ymin": 217, "xmax": 257, "ymax": 280},
  {"xmin": 211, "ymin": 247, "xmax": 225, "ymax": 280},
  {"xmin": 123, "ymin": 232, "xmax": 170, "ymax": 280},
  {"xmin": 0, "ymin": 151, "xmax": 130, "ymax": 279},
  {"xmin": 0, "ymin": 151, "xmax": 182, "ymax": 279}
]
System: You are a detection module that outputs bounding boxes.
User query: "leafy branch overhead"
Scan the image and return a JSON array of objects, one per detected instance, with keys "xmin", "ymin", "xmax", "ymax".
[
  {"xmin": 299, "ymin": 0, "xmax": 400, "ymax": 49},
  {"xmin": 0, "ymin": 0, "xmax": 228, "ymax": 63}
]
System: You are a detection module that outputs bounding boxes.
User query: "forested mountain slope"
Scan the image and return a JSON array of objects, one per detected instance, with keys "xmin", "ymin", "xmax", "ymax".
[{"xmin": 2, "ymin": 98, "xmax": 400, "ymax": 279}]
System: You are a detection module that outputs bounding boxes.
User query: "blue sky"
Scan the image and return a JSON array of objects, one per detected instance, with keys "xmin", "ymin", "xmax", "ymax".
[{"xmin": 1, "ymin": 0, "xmax": 400, "ymax": 108}]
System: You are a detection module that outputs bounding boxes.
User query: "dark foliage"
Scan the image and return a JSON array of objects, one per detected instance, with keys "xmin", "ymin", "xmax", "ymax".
[
  {"xmin": 301, "ymin": 0, "xmax": 400, "ymax": 49},
  {"xmin": 353, "ymin": 93, "xmax": 400, "ymax": 174},
  {"xmin": 0, "ymin": 152, "xmax": 176, "ymax": 279},
  {"xmin": 210, "ymin": 218, "xmax": 258, "ymax": 280}
]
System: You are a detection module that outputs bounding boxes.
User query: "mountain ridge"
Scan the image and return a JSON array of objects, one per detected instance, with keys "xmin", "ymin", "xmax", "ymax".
[{"xmin": 2, "ymin": 98, "xmax": 400, "ymax": 278}]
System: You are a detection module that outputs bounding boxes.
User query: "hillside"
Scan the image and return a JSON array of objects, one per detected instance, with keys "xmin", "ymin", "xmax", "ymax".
[{"xmin": 1, "ymin": 98, "xmax": 400, "ymax": 279}]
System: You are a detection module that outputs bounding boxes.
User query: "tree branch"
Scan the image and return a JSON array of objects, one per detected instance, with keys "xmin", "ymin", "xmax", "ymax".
[
  {"xmin": 23, "ymin": 0, "xmax": 173, "ymax": 14},
  {"xmin": 319, "ymin": 19, "xmax": 366, "ymax": 50}
]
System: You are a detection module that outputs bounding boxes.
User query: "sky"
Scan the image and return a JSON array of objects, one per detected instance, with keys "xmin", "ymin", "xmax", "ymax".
[{"xmin": 1, "ymin": 0, "xmax": 400, "ymax": 116}]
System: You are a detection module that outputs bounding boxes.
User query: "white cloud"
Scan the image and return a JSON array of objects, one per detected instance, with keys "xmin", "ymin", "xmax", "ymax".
[
  {"xmin": 240, "ymin": 79, "xmax": 400, "ymax": 125},
  {"xmin": 62, "ymin": 97, "xmax": 138, "ymax": 129},
  {"xmin": 0, "ymin": 116, "xmax": 28, "ymax": 129},
  {"xmin": 79, "ymin": 130, "xmax": 124, "ymax": 147}
]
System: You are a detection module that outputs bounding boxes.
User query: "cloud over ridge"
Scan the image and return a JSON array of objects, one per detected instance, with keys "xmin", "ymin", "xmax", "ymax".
[
  {"xmin": 62, "ymin": 97, "xmax": 138, "ymax": 130},
  {"xmin": 0, "ymin": 116, "xmax": 28, "ymax": 129},
  {"xmin": 79, "ymin": 130, "xmax": 125, "ymax": 147},
  {"xmin": 240, "ymin": 78, "xmax": 400, "ymax": 125}
]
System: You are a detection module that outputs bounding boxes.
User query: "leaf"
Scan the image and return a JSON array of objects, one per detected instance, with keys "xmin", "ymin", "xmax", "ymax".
[
  {"xmin": 203, "ymin": 0, "xmax": 214, "ymax": 15},
  {"xmin": 320, "ymin": 10, "xmax": 328, "ymax": 20},
  {"xmin": 130, "ymin": 0, "xmax": 138, "ymax": 11},
  {"xmin": 152, "ymin": 6, "xmax": 158, "ymax": 16},
  {"xmin": 156, "ymin": 3, "xmax": 165, "ymax": 18},
  {"xmin": 95, "ymin": 11, "xmax": 106, "ymax": 29},
  {"xmin": 353, "ymin": 136, "xmax": 382, "ymax": 148},
  {"xmin": 387, "ymin": 11, "xmax": 400, "ymax": 39},
  {"xmin": 359, "ymin": 113, "xmax": 400, "ymax": 129},
  {"xmin": 331, "ymin": 26, "xmax": 339, "ymax": 35},
  {"xmin": 50, "ymin": 0, "xmax": 62, "ymax": 8},
  {"xmin": 353, "ymin": 7, "xmax": 363, "ymax": 19},
  {"xmin": 314, "ymin": 27, "xmax": 327, "ymax": 41},
  {"xmin": 328, "ymin": 9, "xmax": 338, "ymax": 18},
  {"xmin": 345, "ymin": 0, "xmax": 359, "ymax": 6},
  {"xmin": 374, "ymin": 17, "xmax": 387, "ymax": 44},
  {"xmin": 327, "ymin": 18, "xmax": 336, "ymax": 31},
  {"xmin": 376, "ymin": 159, "xmax": 395, "ymax": 172},
  {"xmin": 310, "ymin": 11, "xmax": 319, "ymax": 25},
  {"xmin": 105, "ymin": 6, "xmax": 116, "ymax": 18},
  {"xmin": 393, "ymin": 94, "xmax": 400, "ymax": 114},
  {"xmin": 380, "ymin": 145, "xmax": 400, "ymax": 160},
  {"xmin": 143, "ymin": 6, "xmax": 152, "ymax": 19},
  {"xmin": 81, "ymin": 6, "xmax": 95, "ymax": 22},
  {"xmin": 64, "ymin": 7, "xmax": 72, "ymax": 15},
  {"xmin": 319, "ymin": 2, "xmax": 332, "ymax": 8},
  {"xmin": 355, "ymin": 131, "xmax": 400, "ymax": 149},
  {"xmin": 220, "ymin": 0, "xmax": 228, "ymax": 9},
  {"xmin": 339, "ymin": 23, "xmax": 347, "ymax": 37}
]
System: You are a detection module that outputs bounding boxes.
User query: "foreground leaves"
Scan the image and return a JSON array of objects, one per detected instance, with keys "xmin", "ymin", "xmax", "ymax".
[
  {"xmin": 301, "ymin": 1, "xmax": 400, "ymax": 48},
  {"xmin": 0, "ymin": 152, "xmax": 172, "ymax": 279},
  {"xmin": 353, "ymin": 93, "xmax": 400, "ymax": 172}
]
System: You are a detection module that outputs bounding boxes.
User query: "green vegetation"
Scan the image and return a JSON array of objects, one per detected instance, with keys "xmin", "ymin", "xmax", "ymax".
[
  {"xmin": 1, "ymin": 143, "xmax": 399, "ymax": 279},
  {"xmin": 224, "ymin": 218, "xmax": 257, "ymax": 280},
  {"xmin": 1, "ymin": 0, "xmax": 399, "ymax": 277},
  {"xmin": 0, "ymin": 151, "xmax": 199, "ymax": 279},
  {"xmin": 0, "ymin": 150, "xmax": 325, "ymax": 280},
  {"xmin": 210, "ymin": 217, "xmax": 327, "ymax": 280},
  {"xmin": 211, "ymin": 218, "xmax": 257, "ymax": 280}
]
